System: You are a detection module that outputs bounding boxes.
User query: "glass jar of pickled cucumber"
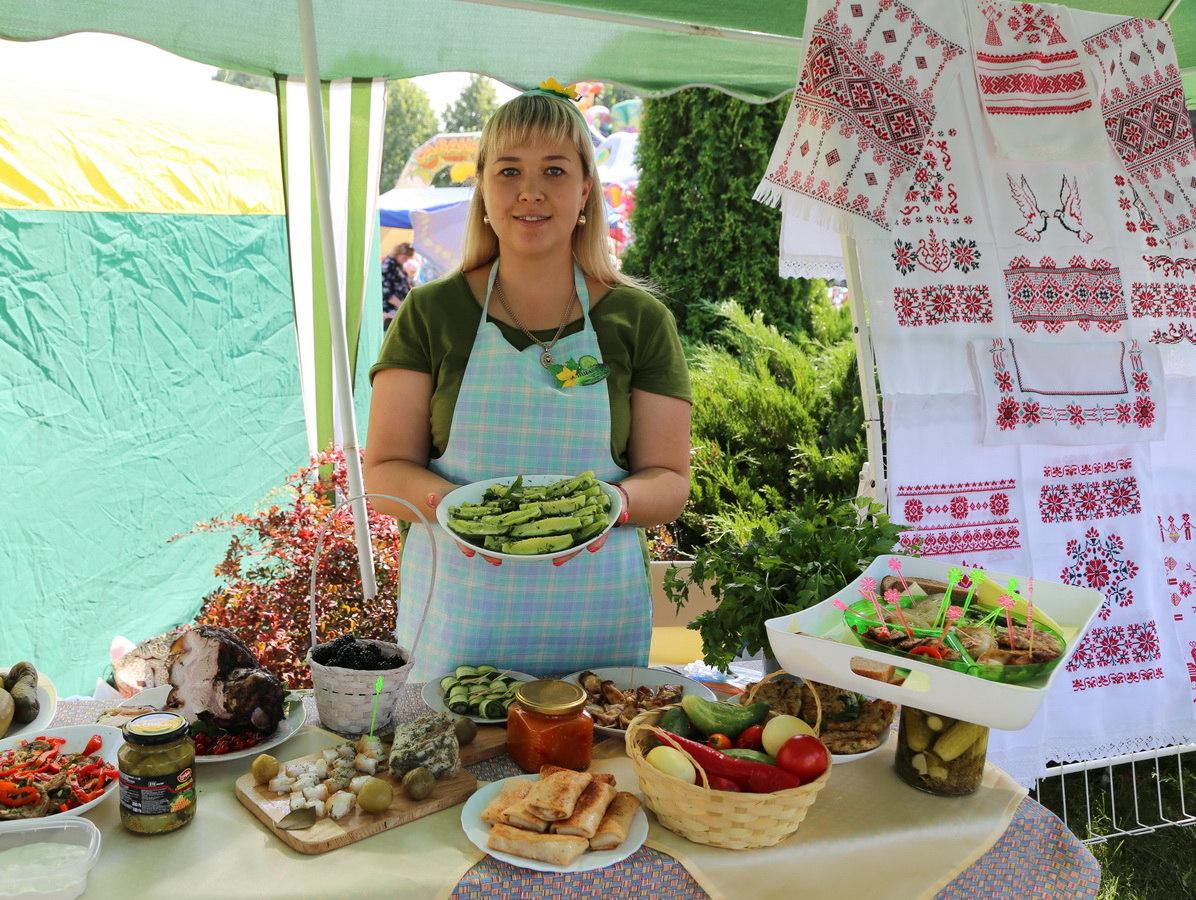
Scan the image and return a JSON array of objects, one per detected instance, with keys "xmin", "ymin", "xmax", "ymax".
[
  {"xmin": 118, "ymin": 712, "xmax": 197, "ymax": 834},
  {"xmin": 893, "ymin": 706, "xmax": 989, "ymax": 796}
]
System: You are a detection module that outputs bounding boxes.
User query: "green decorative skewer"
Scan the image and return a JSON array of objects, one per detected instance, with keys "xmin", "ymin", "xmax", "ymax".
[
  {"xmin": 369, "ymin": 674, "xmax": 385, "ymax": 737},
  {"xmin": 934, "ymin": 568, "xmax": 963, "ymax": 629},
  {"xmin": 958, "ymin": 569, "xmax": 987, "ymax": 620}
]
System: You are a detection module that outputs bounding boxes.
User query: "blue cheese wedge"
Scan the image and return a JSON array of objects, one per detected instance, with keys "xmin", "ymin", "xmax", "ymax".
[{"xmin": 388, "ymin": 713, "xmax": 462, "ymax": 778}]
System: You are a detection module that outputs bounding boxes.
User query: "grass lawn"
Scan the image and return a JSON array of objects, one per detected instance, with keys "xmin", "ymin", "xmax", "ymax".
[{"xmin": 1032, "ymin": 749, "xmax": 1196, "ymax": 899}]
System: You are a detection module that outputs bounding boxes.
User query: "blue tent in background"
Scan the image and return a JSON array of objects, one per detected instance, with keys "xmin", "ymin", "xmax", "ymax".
[{"xmin": 377, "ymin": 186, "xmax": 473, "ymax": 229}]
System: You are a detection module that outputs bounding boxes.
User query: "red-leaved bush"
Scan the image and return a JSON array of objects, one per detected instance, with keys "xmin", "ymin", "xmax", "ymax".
[{"xmin": 174, "ymin": 448, "xmax": 403, "ymax": 688}]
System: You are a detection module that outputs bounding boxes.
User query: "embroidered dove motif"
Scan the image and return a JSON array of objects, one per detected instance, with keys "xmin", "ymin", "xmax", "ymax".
[
  {"xmin": 1007, "ymin": 174, "xmax": 1048, "ymax": 242},
  {"xmin": 1053, "ymin": 176, "xmax": 1093, "ymax": 244}
]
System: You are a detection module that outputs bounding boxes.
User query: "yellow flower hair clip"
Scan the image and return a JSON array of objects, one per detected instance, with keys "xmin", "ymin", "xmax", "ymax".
[{"xmin": 539, "ymin": 78, "xmax": 579, "ymax": 100}]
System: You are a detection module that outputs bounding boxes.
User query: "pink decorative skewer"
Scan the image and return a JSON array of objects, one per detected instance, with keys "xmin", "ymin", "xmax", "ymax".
[
  {"xmin": 833, "ymin": 599, "xmax": 849, "ymax": 611},
  {"xmin": 858, "ymin": 577, "xmax": 889, "ymax": 637},
  {"xmin": 888, "ymin": 557, "xmax": 912, "ymax": 596},
  {"xmin": 884, "ymin": 588, "xmax": 915, "ymax": 639},
  {"xmin": 937, "ymin": 605, "xmax": 963, "ymax": 649},
  {"xmin": 998, "ymin": 594, "xmax": 1017, "ymax": 646},
  {"xmin": 1026, "ymin": 577, "xmax": 1035, "ymax": 654}
]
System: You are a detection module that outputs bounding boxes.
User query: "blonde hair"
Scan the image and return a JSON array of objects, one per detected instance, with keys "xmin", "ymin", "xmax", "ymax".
[{"xmin": 460, "ymin": 92, "xmax": 649, "ymax": 291}]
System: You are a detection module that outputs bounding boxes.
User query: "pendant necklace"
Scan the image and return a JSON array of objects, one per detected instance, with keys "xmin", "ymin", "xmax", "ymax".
[{"xmin": 494, "ymin": 276, "xmax": 578, "ymax": 369}]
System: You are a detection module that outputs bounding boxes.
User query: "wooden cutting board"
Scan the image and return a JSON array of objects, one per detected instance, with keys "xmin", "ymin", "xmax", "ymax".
[{"xmin": 235, "ymin": 726, "xmax": 507, "ymax": 854}]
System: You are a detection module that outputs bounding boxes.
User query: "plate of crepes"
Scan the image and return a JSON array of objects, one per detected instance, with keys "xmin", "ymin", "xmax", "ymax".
[
  {"xmin": 0, "ymin": 724, "xmax": 122, "ymax": 820},
  {"xmin": 461, "ymin": 765, "xmax": 647, "ymax": 873},
  {"xmin": 99, "ymin": 684, "xmax": 307, "ymax": 763},
  {"xmin": 438, "ymin": 473, "xmax": 621, "ymax": 562},
  {"xmin": 564, "ymin": 666, "xmax": 717, "ymax": 738},
  {"xmin": 741, "ymin": 676, "xmax": 896, "ymax": 764}
]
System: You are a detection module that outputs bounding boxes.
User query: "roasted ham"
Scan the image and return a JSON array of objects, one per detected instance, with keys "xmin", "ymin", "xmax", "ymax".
[{"xmin": 166, "ymin": 625, "xmax": 285, "ymax": 734}]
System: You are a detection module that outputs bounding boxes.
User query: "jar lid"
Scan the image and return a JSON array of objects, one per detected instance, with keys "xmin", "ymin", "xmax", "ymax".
[
  {"xmin": 124, "ymin": 712, "xmax": 190, "ymax": 745},
  {"xmin": 515, "ymin": 680, "xmax": 587, "ymax": 715}
]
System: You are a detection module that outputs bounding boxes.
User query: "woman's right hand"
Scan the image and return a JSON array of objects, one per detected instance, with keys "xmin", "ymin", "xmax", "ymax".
[{"xmin": 429, "ymin": 491, "xmax": 504, "ymax": 566}]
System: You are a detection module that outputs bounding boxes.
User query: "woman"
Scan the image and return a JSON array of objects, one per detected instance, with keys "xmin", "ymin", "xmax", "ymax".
[
  {"xmin": 381, "ymin": 242, "xmax": 414, "ymax": 329},
  {"xmin": 364, "ymin": 81, "xmax": 691, "ymax": 681}
]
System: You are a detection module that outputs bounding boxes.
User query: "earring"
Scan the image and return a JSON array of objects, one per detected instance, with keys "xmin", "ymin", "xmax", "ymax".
[
  {"xmin": 483, "ymin": 214, "xmax": 490, "ymax": 224},
  {"xmin": 577, "ymin": 212, "xmax": 587, "ymax": 226}
]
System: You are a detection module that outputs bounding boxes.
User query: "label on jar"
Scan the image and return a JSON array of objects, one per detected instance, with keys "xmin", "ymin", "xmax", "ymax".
[{"xmin": 119, "ymin": 766, "xmax": 196, "ymax": 816}]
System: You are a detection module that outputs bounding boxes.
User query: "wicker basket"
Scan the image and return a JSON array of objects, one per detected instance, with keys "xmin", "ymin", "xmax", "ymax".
[
  {"xmin": 625, "ymin": 698, "xmax": 832, "ymax": 850},
  {"xmin": 307, "ymin": 641, "xmax": 414, "ymax": 736}
]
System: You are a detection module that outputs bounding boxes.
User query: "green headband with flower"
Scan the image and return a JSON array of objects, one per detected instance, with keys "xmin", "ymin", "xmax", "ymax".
[{"xmin": 518, "ymin": 78, "xmax": 588, "ymax": 123}]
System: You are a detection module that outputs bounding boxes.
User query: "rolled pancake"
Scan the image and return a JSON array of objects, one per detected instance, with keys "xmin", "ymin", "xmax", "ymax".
[
  {"xmin": 487, "ymin": 823, "xmax": 589, "ymax": 867},
  {"xmin": 540, "ymin": 764, "xmax": 615, "ymax": 786},
  {"xmin": 550, "ymin": 781, "xmax": 617, "ymax": 839},
  {"xmin": 589, "ymin": 792, "xmax": 641, "ymax": 850},
  {"xmin": 481, "ymin": 779, "xmax": 532, "ymax": 826},
  {"xmin": 525, "ymin": 770, "xmax": 592, "ymax": 821},
  {"xmin": 500, "ymin": 795, "xmax": 550, "ymax": 832}
]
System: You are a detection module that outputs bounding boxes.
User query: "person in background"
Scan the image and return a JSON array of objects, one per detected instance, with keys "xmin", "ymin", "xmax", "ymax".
[
  {"xmin": 364, "ymin": 79, "xmax": 691, "ymax": 681},
  {"xmin": 381, "ymin": 242, "xmax": 415, "ymax": 330}
]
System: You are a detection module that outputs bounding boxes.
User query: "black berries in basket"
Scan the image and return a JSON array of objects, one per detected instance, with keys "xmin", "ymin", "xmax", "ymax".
[{"xmin": 311, "ymin": 634, "xmax": 406, "ymax": 670}]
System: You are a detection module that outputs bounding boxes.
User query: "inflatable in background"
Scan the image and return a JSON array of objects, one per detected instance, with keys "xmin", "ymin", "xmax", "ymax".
[
  {"xmin": 610, "ymin": 98, "xmax": 642, "ymax": 134},
  {"xmin": 395, "ymin": 132, "xmax": 481, "ymax": 188},
  {"xmin": 594, "ymin": 130, "xmax": 640, "ymax": 254}
]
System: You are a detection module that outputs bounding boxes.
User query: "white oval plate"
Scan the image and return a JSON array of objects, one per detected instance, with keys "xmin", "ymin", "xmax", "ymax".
[
  {"xmin": 117, "ymin": 685, "xmax": 306, "ymax": 763},
  {"xmin": 420, "ymin": 670, "xmax": 538, "ymax": 724},
  {"xmin": 461, "ymin": 774, "xmax": 647, "ymax": 873},
  {"xmin": 564, "ymin": 666, "xmax": 717, "ymax": 739},
  {"xmin": 2, "ymin": 672, "xmax": 58, "ymax": 742},
  {"xmin": 437, "ymin": 475, "xmax": 621, "ymax": 562},
  {"xmin": 0, "ymin": 724, "xmax": 123, "ymax": 818}
]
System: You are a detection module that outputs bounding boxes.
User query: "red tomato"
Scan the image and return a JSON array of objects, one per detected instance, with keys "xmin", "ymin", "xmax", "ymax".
[
  {"xmin": 732, "ymin": 724, "xmax": 765, "ymax": 752},
  {"xmin": 775, "ymin": 735, "xmax": 829, "ymax": 783}
]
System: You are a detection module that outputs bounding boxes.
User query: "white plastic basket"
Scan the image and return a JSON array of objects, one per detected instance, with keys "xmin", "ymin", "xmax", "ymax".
[{"xmin": 765, "ymin": 555, "xmax": 1104, "ymax": 731}]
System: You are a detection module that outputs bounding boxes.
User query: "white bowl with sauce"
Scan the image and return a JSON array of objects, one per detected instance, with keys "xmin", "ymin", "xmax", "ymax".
[{"xmin": 0, "ymin": 817, "xmax": 100, "ymax": 900}]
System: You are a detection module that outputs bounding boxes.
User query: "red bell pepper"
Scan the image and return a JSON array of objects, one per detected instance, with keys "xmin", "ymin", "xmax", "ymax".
[
  {"xmin": 0, "ymin": 780, "xmax": 40, "ymax": 807},
  {"xmin": 82, "ymin": 734, "xmax": 104, "ymax": 757},
  {"xmin": 652, "ymin": 729, "xmax": 803, "ymax": 793},
  {"xmin": 909, "ymin": 645, "xmax": 944, "ymax": 659}
]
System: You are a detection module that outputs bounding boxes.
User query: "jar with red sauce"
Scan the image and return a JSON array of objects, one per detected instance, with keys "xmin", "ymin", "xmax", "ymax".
[{"xmin": 506, "ymin": 680, "xmax": 593, "ymax": 772}]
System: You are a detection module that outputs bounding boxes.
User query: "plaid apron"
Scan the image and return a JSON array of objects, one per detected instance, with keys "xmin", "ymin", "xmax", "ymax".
[{"xmin": 398, "ymin": 261, "xmax": 652, "ymax": 681}]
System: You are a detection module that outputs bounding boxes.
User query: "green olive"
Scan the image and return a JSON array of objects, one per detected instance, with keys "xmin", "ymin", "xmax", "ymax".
[
  {"xmin": 356, "ymin": 776, "xmax": 394, "ymax": 813},
  {"xmin": 251, "ymin": 753, "xmax": 280, "ymax": 785},
  {"xmin": 401, "ymin": 767, "xmax": 436, "ymax": 801},
  {"xmin": 454, "ymin": 716, "xmax": 478, "ymax": 747}
]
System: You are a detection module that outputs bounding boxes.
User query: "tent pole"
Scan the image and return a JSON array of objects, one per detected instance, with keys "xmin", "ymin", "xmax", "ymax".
[
  {"xmin": 841, "ymin": 233, "xmax": 887, "ymax": 510},
  {"xmin": 296, "ymin": 0, "xmax": 378, "ymax": 601}
]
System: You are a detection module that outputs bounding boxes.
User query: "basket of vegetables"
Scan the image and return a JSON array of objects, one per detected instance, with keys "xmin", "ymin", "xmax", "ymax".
[{"xmin": 625, "ymin": 689, "xmax": 832, "ymax": 849}]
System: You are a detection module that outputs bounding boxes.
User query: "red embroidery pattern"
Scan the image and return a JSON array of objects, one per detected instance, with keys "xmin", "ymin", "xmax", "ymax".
[
  {"xmin": 1071, "ymin": 666, "xmax": 1164, "ymax": 692},
  {"xmin": 1043, "ymin": 458, "xmax": 1134, "ymax": 477},
  {"xmin": 1005, "ymin": 255, "xmax": 1126, "ymax": 332},
  {"xmin": 1060, "ymin": 527, "xmax": 1141, "ymax": 620},
  {"xmin": 987, "ymin": 338, "xmax": 1156, "ymax": 432},
  {"xmin": 1150, "ymin": 322, "xmax": 1196, "ymax": 344},
  {"xmin": 1066, "ymin": 620, "xmax": 1162, "ymax": 671},
  {"xmin": 1040, "ymin": 476, "xmax": 1142, "ymax": 523},
  {"xmin": 892, "ymin": 233, "xmax": 983, "ymax": 275},
  {"xmin": 1083, "ymin": 18, "xmax": 1196, "ymax": 241},
  {"xmin": 1159, "ymin": 514, "xmax": 1196, "ymax": 610},
  {"xmin": 1131, "ymin": 282, "xmax": 1196, "ymax": 319},
  {"xmin": 895, "ymin": 480, "xmax": 1021, "ymax": 556},
  {"xmin": 1142, "ymin": 255, "xmax": 1196, "ymax": 278},
  {"xmin": 897, "ymin": 129, "xmax": 969, "ymax": 227},
  {"xmin": 894, "ymin": 285, "xmax": 992, "ymax": 326},
  {"xmin": 762, "ymin": 0, "xmax": 965, "ymax": 230},
  {"xmin": 975, "ymin": 2, "xmax": 1092, "ymax": 116},
  {"xmin": 1112, "ymin": 173, "xmax": 1162, "ymax": 248}
]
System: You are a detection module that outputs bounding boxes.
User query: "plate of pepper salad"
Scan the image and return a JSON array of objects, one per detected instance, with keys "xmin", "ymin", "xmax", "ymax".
[{"xmin": 0, "ymin": 724, "xmax": 122, "ymax": 821}]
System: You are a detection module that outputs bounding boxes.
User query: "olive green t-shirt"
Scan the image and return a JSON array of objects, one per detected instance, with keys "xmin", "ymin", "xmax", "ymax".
[{"xmin": 369, "ymin": 271, "xmax": 691, "ymax": 470}]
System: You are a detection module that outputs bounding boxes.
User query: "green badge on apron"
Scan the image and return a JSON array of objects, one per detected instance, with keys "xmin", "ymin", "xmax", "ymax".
[{"xmin": 548, "ymin": 355, "xmax": 610, "ymax": 389}]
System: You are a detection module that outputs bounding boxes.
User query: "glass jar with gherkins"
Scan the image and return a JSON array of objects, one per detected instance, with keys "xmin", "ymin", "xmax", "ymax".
[
  {"xmin": 893, "ymin": 706, "xmax": 989, "ymax": 796},
  {"xmin": 118, "ymin": 712, "xmax": 197, "ymax": 834}
]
